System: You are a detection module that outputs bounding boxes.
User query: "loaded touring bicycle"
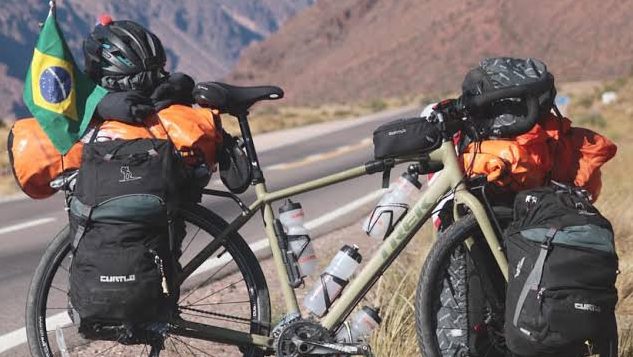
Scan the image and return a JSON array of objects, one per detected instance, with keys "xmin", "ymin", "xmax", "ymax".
[{"xmin": 26, "ymin": 80, "xmax": 618, "ymax": 357}]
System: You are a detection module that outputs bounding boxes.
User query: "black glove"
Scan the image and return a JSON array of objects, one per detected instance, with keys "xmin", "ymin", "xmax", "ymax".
[
  {"xmin": 95, "ymin": 90, "xmax": 155, "ymax": 123},
  {"xmin": 151, "ymin": 72, "xmax": 195, "ymax": 111}
]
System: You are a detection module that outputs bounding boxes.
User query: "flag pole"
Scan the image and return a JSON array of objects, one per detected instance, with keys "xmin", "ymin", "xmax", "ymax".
[{"xmin": 49, "ymin": 0, "xmax": 57, "ymax": 19}]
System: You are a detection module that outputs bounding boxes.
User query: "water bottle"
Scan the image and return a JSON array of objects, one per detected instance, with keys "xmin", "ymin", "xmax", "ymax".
[
  {"xmin": 362, "ymin": 169, "xmax": 422, "ymax": 240},
  {"xmin": 303, "ymin": 245, "xmax": 362, "ymax": 317},
  {"xmin": 335, "ymin": 306, "xmax": 382, "ymax": 343},
  {"xmin": 278, "ymin": 200, "xmax": 318, "ymax": 277}
]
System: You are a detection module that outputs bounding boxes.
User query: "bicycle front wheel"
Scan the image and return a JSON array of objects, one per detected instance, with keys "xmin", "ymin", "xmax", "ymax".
[
  {"xmin": 415, "ymin": 208, "xmax": 618, "ymax": 357},
  {"xmin": 26, "ymin": 203, "xmax": 271, "ymax": 357},
  {"xmin": 415, "ymin": 208, "xmax": 512, "ymax": 357}
]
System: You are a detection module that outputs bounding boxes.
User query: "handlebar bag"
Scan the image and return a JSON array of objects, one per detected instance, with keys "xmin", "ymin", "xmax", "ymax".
[
  {"xmin": 461, "ymin": 57, "xmax": 556, "ymax": 138},
  {"xmin": 504, "ymin": 184, "xmax": 618, "ymax": 356},
  {"xmin": 68, "ymin": 138, "xmax": 186, "ymax": 339},
  {"xmin": 373, "ymin": 117, "xmax": 442, "ymax": 159}
]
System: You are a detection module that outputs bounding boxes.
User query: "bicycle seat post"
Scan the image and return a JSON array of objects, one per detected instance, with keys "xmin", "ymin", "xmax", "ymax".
[{"xmin": 236, "ymin": 112, "xmax": 265, "ymax": 185}]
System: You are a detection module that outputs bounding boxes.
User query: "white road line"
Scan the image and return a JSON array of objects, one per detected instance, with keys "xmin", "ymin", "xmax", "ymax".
[
  {"xmin": 192, "ymin": 188, "xmax": 384, "ymax": 277},
  {"xmin": 0, "ymin": 217, "xmax": 56, "ymax": 235},
  {"xmin": 0, "ymin": 189, "xmax": 384, "ymax": 354},
  {"xmin": 267, "ymin": 138, "xmax": 372, "ymax": 171}
]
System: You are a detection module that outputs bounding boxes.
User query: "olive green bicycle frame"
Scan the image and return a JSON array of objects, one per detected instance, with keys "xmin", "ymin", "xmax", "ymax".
[{"xmin": 173, "ymin": 140, "xmax": 509, "ymax": 350}]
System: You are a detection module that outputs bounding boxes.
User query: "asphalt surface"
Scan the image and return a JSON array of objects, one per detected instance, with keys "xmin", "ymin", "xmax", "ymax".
[{"xmin": 0, "ymin": 106, "xmax": 419, "ymax": 356}]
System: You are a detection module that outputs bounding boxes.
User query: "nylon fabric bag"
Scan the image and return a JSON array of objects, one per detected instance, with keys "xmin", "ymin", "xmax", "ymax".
[
  {"xmin": 461, "ymin": 57, "xmax": 556, "ymax": 138},
  {"xmin": 460, "ymin": 113, "xmax": 616, "ymax": 200},
  {"xmin": 373, "ymin": 117, "xmax": 442, "ymax": 159},
  {"xmin": 218, "ymin": 133, "xmax": 252, "ymax": 194},
  {"xmin": 68, "ymin": 138, "xmax": 185, "ymax": 339},
  {"xmin": 8, "ymin": 105, "xmax": 222, "ymax": 200},
  {"xmin": 461, "ymin": 120, "xmax": 553, "ymax": 192},
  {"xmin": 7, "ymin": 118, "xmax": 83, "ymax": 199},
  {"xmin": 548, "ymin": 122, "xmax": 617, "ymax": 200},
  {"xmin": 96, "ymin": 104, "xmax": 224, "ymax": 170},
  {"xmin": 504, "ymin": 184, "xmax": 618, "ymax": 356}
]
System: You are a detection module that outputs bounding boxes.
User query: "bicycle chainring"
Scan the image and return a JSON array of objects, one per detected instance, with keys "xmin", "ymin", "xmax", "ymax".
[{"xmin": 275, "ymin": 320, "xmax": 334, "ymax": 357}]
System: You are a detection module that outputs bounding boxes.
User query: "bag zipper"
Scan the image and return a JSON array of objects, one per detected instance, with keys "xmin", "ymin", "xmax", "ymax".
[{"xmin": 95, "ymin": 193, "xmax": 166, "ymax": 208}]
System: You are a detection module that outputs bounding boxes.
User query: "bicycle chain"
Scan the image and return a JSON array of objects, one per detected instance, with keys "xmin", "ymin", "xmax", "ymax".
[{"xmin": 179, "ymin": 306, "xmax": 253, "ymax": 323}]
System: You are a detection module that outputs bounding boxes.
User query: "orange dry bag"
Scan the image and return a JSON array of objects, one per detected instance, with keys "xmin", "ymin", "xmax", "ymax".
[
  {"xmin": 8, "ymin": 118, "xmax": 83, "ymax": 199},
  {"xmin": 97, "ymin": 105, "xmax": 223, "ymax": 168},
  {"xmin": 9, "ymin": 105, "xmax": 223, "ymax": 199},
  {"xmin": 550, "ymin": 127, "xmax": 617, "ymax": 200},
  {"xmin": 461, "ymin": 122, "xmax": 554, "ymax": 191}
]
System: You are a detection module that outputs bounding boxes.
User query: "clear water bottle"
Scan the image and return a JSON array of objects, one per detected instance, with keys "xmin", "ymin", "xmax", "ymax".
[
  {"xmin": 362, "ymin": 169, "xmax": 422, "ymax": 240},
  {"xmin": 336, "ymin": 306, "xmax": 382, "ymax": 343},
  {"xmin": 279, "ymin": 200, "xmax": 318, "ymax": 277},
  {"xmin": 303, "ymin": 245, "xmax": 362, "ymax": 317}
]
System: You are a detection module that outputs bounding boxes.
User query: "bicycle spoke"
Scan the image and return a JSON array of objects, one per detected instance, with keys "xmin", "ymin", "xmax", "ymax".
[
  {"xmin": 181, "ymin": 226, "xmax": 202, "ymax": 257},
  {"xmin": 167, "ymin": 337, "xmax": 184, "ymax": 357},
  {"xmin": 58, "ymin": 264, "xmax": 70, "ymax": 274},
  {"xmin": 50, "ymin": 284, "xmax": 67, "ymax": 294},
  {"xmin": 179, "ymin": 258, "xmax": 233, "ymax": 304},
  {"xmin": 184, "ymin": 278, "xmax": 244, "ymax": 307},
  {"xmin": 171, "ymin": 335, "xmax": 200, "ymax": 356},
  {"xmin": 172, "ymin": 335, "xmax": 215, "ymax": 357},
  {"xmin": 29, "ymin": 207, "xmax": 269, "ymax": 357},
  {"xmin": 92, "ymin": 342, "xmax": 120, "ymax": 356}
]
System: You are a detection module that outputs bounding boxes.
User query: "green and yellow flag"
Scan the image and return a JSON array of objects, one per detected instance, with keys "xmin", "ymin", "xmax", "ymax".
[{"xmin": 23, "ymin": 3, "xmax": 107, "ymax": 154}]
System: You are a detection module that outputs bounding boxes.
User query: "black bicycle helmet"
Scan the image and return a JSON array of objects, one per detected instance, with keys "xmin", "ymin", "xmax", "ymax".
[
  {"xmin": 461, "ymin": 57, "xmax": 556, "ymax": 138},
  {"xmin": 83, "ymin": 20, "xmax": 167, "ymax": 92}
]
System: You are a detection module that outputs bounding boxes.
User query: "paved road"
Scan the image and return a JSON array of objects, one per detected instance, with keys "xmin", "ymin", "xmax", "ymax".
[{"xmin": 0, "ymin": 106, "xmax": 419, "ymax": 355}]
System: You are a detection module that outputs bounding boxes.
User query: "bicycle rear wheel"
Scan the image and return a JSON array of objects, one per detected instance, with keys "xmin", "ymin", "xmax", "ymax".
[{"xmin": 26, "ymin": 203, "xmax": 271, "ymax": 357}]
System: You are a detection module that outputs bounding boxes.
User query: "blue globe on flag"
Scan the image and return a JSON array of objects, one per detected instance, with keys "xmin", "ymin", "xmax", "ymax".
[{"xmin": 39, "ymin": 66, "xmax": 72, "ymax": 104}]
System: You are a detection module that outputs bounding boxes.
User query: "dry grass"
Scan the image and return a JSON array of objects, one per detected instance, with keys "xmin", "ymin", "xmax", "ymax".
[
  {"xmin": 367, "ymin": 225, "xmax": 433, "ymax": 357},
  {"xmin": 571, "ymin": 78, "xmax": 633, "ymax": 350},
  {"xmin": 366, "ymin": 76, "xmax": 633, "ymax": 356}
]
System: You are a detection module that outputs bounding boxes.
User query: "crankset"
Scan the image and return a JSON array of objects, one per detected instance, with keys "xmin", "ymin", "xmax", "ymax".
[{"xmin": 275, "ymin": 320, "xmax": 373, "ymax": 357}]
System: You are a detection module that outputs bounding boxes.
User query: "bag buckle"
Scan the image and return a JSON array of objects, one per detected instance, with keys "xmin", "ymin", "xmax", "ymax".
[{"xmin": 541, "ymin": 227, "xmax": 558, "ymax": 250}]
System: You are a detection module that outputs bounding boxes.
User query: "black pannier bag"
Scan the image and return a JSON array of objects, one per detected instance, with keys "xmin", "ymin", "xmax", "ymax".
[
  {"xmin": 461, "ymin": 57, "xmax": 556, "ymax": 138},
  {"xmin": 68, "ymin": 138, "xmax": 186, "ymax": 339},
  {"xmin": 373, "ymin": 117, "xmax": 442, "ymax": 159},
  {"xmin": 504, "ymin": 184, "xmax": 618, "ymax": 356}
]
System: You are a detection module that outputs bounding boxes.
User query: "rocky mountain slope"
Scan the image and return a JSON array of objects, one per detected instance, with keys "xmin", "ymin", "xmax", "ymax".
[
  {"xmin": 0, "ymin": 0, "xmax": 313, "ymax": 119},
  {"xmin": 229, "ymin": 0, "xmax": 633, "ymax": 105}
]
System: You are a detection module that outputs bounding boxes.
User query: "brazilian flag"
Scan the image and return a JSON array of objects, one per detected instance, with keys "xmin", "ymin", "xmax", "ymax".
[{"xmin": 23, "ymin": 6, "xmax": 107, "ymax": 154}]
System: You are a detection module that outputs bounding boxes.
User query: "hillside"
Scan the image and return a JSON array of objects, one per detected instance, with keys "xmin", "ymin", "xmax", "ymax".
[
  {"xmin": 0, "ymin": 0, "xmax": 313, "ymax": 119},
  {"xmin": 229, "ymin": 0, "xmax": 633, "ymax": 105}
]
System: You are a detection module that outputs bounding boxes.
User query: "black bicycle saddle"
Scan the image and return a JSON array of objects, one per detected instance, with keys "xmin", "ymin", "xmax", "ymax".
[{"xmin": 193, "ymin": 81, "xmax": 284, "ymax": 116}]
